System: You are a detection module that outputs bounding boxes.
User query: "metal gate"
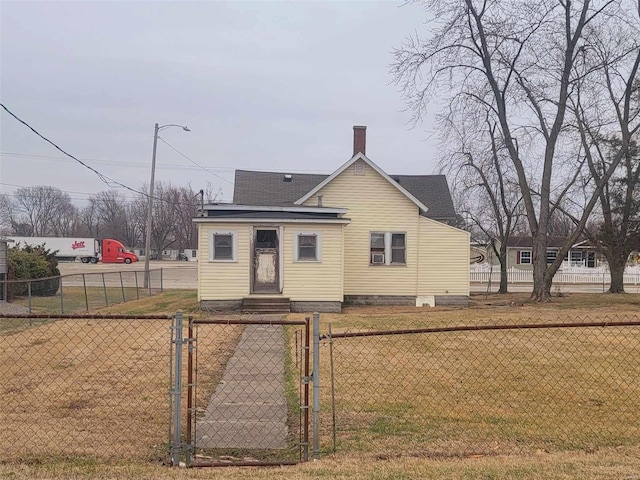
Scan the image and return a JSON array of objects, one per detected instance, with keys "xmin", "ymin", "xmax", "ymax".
[{"xmin": 168, "ymin": 313, "xmax": 312, "ymax": 466}]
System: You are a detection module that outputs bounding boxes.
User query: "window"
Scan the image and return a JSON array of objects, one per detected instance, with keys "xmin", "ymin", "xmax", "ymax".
[
  {"xmin": 210, "ymin": 231, "xmax": 237, "ymax": 262},
  {"xmin": 191, "ymin": 249, "xmax": 197, "ymax": 258},
  {"xmin": 570, "ymin": 251, "xmax": 583, "ymax": 266},
  {"xmin": 391, "ymin": 234, "xmax": 406, "ymax": 264},
  {"xmin": 546, "ymin": 249, "xmax": 558, "ymax": 264},
  {"xmin": 294, "ymin": 232, "xmax": 321, "ymax": 261},
  {"xmin": 518, "ymin": 251, "xmax": 531, "ymax": 264},
  {"xmin": 370, "ymin": 232, "xmax": 406, "ymax": 265},
  {"xmin": 354, "ymin": 163, "xmax": 365, "ymax": 175},
  {"xmin": 370, "ymin": 233, "xmax": 385, "ymax": 264}
]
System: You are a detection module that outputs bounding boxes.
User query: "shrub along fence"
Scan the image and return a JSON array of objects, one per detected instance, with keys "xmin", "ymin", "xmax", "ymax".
[{"xmin": 0, "ymin": 268, "xmax": 164, "ymax": 314}]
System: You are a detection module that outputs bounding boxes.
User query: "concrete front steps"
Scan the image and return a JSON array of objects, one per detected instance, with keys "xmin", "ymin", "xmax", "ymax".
[{"xmin": 242, "ymin": 296, "xmax": 291, "ymax": 314}]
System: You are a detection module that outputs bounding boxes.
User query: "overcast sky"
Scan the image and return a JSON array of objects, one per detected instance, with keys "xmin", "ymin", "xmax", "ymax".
[{"xmin": 0, "ymin": 0, "xmax": 439, "ymax": 206}]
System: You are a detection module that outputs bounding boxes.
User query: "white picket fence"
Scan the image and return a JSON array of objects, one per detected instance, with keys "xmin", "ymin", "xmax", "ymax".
[{"xmin": 470, "ymin": 263, "xmax": 640, "ymax": 285}]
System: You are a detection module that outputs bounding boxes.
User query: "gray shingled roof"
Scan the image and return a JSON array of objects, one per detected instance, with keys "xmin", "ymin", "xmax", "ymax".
[
  {"xmin": 506, "ymin": 236, "xmax": 592, "ymax": 249},
  {"xmin": 232, "ymin": 169, "xmax": 456, "ymax": 221}
]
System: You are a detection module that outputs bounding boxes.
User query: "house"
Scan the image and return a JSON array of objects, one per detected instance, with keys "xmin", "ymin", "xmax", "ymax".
[
  {"xmin": 499, "ymin": 236, "xmax": 601, "ymax": 270},
  {"xmin": 194, "ymin": 126, "xmax": 470, "ymax": 312}
]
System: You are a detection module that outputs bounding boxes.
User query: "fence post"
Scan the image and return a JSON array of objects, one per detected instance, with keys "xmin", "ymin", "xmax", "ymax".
[
  {"xmin": 328, "ymin": 323, "xmax": 337, "ymax": 453},
  {"xmin": 185, "ymin": 315, "xmax": 194, "ymax": 467},
  {"xmin": 302, "ymin": 317, "xmax": 310, "ymax": 462},
  {"xmin": 60, "ymin": 276, "xmax": 64, "ymax": 314},
  {"xmin": 102, "ymin": 273, "xmax": 108, "ymax": 307},
  {"xmin": 171, "ymin": 310, "xmax": 184, "ymax": 466},
  {"xmin": 161, "ymin": 268, "xmax": 164, "ymax": 292},
  {"xmin": 312, "ymin": 312, "xmax": 320, "ymax": 460},
  {"xmin": 134, "ymin": 271, "xmax": 140, "ymax": 300},
  {"xmin": 119, "ymin": 272, "xmax": 125, "ymax": 303},
  {"xmin": 82, "ymin": 274, "xmax": 89, "ymax": 312},
  {"xmin": 28, "ymin": 281, "xmax": 32, "ymax": 314}
]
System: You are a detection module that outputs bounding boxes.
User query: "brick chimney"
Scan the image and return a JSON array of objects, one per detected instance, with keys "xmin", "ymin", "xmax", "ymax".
[{"xmin": 353, "ymin": 125, "xmax": 367, "ymax": 156}]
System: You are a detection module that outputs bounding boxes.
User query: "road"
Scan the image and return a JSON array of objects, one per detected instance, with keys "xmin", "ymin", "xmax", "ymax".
[
  {"xmin": 57, "ymin": 261, "xmax": 639, "ymax": 294},
  {"xmin": 57, "ymin": 260, "xmax": 198, "ymax": 289}
]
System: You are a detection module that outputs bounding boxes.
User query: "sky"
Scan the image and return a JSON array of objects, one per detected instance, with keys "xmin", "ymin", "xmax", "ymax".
[{"xmin": 0, "ymin": 0, "xmax": 439, "ymax": 207}]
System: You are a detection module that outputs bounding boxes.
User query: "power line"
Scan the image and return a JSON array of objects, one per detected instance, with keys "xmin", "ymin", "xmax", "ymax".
[
  {"xmin": 0, "ymin": 182, "xmax": 137, "ymax": 201},
  {"xmin": 157, "ymin": 137, "xmax": 234, "ymax": 185},
  {"xmin": 0, "ymin": 103, "xmax": 150, "ymax": 197},
  {"xmin": 0, "ymin": 151, "xmax": 238, "ymax": 173},
  {"xmin": 0, "ymin": 104, "xmax": 206, "ymax": 207}
]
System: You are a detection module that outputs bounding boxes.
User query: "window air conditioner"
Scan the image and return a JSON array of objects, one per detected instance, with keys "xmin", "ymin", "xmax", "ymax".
[{"xmin": 371, "ymin": 253, "xmax": 385, "ymax": 264}]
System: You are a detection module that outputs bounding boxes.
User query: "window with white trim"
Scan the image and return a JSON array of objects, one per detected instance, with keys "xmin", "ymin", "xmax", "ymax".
[
  {"xmin": 570, "ymin": 251, "xmax": 583, "ymax": 266},
  {"xmin": 294, "ymin": 232, "xmax": 321, "ymax": 262},
  {"xmin": 370, "ymin": 232, "xmax": 406, "ymax": 265},
  {"xmin": 518, "ymin": 250, "xmax": 531, "ymax": 264},
  {"xmin": 209, "ymin": 230, "xmax": 237, "ymax": 262}
]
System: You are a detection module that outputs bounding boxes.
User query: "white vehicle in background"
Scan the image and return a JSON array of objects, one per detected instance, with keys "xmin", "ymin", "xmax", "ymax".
[{"xmin": 8, "ymin": 237, "xmax": 138, "ymax": 264}]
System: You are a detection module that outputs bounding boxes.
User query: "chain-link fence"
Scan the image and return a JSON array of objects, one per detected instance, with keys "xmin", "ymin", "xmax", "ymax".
[
  {"xmin": 186, "ymin": 317, "xmax": 311, "ymax": 466},
  {"xmin": 0, "ymin": 268, "xmax": 164, "ymax": 314},
  {"xmin": 8, "ymin": 309, "xmax": 636, "ymax": 467},
  {"xmin": 322, "ymin": 315, "xmax": 640, "ymax": 457},
  {"xmin": 0, "ymin": 313, "xmax": 173, "ymax": 462},
  {"xmin": 1, "ymin": 312, "xmax": 312, "ymax": 466}
]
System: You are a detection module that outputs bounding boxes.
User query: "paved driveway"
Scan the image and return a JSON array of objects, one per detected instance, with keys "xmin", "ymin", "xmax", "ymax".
[{"xmin": 57, "ymin": 260, "xmax": 198, "ymax": 289}]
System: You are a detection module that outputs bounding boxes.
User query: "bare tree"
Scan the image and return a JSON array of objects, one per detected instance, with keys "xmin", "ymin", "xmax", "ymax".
[
  {"xmin": 174, "ymin": 185, "xmax": 204, "ymax": 251},
  {"xmin": 49, "ymin": 201, "xmax": 79, "ymax": 236},
  {"xmin": 154, "ymin": 183, "xmax": 181, "ymax": 259},
  {"xmin": 570, "ymin": 11, "xmax": 640, "ymax": 292},
  {"xmin": 0, "ymin": 193, "xmax": 14, "ymax": 235},
  {"xmin": 92, "ymin": 191, "xmax": 139, "ymax": 247},
  {"xmin": 12, "ymin": 186, "xmax": 75, "ymax": 236},
  {"xmin": 584, "ymin": 138, "xmax": 640, "ymax": 292},
  {"xmin": 79, "ymin": 201, "xmax": 100, "ymax": 237},
  {"xmin": 440, "ymin": 103, "xmax": 524, "ymax": 293},
  {"xmin": 393, "ymin": 0, "xmax": 639, "ymax": 301}
]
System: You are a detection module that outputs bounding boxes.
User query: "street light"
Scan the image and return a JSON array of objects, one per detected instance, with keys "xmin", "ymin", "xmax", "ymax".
[{"xmin": 144, "ymin": 123, "xmax": 190, "ymax": 288}]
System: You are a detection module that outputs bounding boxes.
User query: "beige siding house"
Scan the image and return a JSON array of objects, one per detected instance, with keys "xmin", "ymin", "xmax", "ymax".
[
  {"xmin": 195, "ymin": 126, "xmax": 470, "ymax": 312},
  {"xmin": 485, "ymin": 237, "xmax": 601, "ymax": 270}
]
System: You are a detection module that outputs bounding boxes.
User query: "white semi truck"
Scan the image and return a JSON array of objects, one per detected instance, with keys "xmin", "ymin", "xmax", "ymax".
[{"xmin": 8, "ymin": 237, "xmax": 138, "ymax": 264}]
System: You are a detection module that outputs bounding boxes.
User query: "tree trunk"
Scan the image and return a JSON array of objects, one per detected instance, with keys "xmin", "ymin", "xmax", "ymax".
[
  {"xmin": 607, "ymin": 255, "xmax": 627, "ymax": 294},
  {"xmin": 499, "ymin": 268, "xmax": 508, "ymax": 294},
  {"xmin": 530, "ymin": 275, "xmax": 553, "ymax": 302},
  {"xmin": 498, "ymin": 246, "xmax": 508, "ymax": 294},
  {"xmin": 530, "ymin": 235, "xmax": 553, "ymax": 302}
]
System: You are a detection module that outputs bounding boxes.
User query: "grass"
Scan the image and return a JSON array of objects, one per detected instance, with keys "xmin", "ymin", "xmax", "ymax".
[
  {"xmin": 11, "ymin": 286, "xmax": 164, "ymax": 314},
  {"xmin": 318, "ymin": 294, "xmax": 640, "ymax": 458},
  {"xmin": 0, "ymin": 290, "xmax": 241, "ymax": 465},
  {"xmin": 2, "ymin": 291, "xmax": 640, "ymax": 478}
]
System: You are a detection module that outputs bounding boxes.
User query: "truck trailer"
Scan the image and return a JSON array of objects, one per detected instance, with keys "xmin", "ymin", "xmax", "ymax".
[{"xmin": 8, "ymin": 237, "xmax": 138, "ymax": 264}]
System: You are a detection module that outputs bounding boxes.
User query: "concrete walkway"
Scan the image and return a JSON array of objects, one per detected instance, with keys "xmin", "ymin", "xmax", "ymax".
[{"xmin": 195, "ymin": 323, "xmax": 288, "ymax": 450}]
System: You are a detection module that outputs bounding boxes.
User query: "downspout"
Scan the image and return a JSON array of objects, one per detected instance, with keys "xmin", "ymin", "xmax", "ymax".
[
  {"xmin": 340, "ymin": 223, "xmax": 345, "ymax": 302},
  {"xmin": 415, "ymin": 209, "xmax": 421, "ymax": 301}
]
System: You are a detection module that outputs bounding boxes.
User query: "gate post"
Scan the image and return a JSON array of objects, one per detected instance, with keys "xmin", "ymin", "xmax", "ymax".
[
  {"xmin": 171, "ymin": 310, "xmax": 184, "ymax": 466},
  {"xmin": 312, "ymin": 312, "xmax": 320, "ymax": 459}
]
